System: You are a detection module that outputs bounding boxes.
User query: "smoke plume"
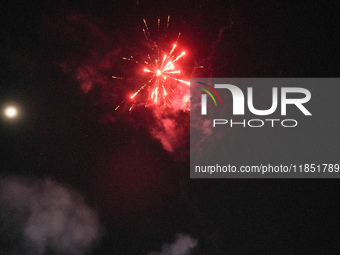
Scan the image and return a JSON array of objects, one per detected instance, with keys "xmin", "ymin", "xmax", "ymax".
[
  {"xmin": 0, "ymin": 176, "xmax": 101, "ymax": 255},
  {"xmin": 148, "ymin": 233, "xmax": 197, "ymax": 255}
]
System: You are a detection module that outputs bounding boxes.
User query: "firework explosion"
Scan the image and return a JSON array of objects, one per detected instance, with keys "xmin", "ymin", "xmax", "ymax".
[{"xmin": 114, "ymin": 16, "xmax": 190, "ymax": 111}]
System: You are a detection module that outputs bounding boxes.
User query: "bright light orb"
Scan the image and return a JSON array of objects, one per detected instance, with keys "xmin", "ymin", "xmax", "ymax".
[{"xmin": 4, "ymin": 106, "xmax": 18, "ymax": 118}]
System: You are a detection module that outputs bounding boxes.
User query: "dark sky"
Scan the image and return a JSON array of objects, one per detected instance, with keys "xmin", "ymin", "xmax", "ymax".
[{"xmin": 1, "ymin": 0, "xmax": 340, "ymax": 254}]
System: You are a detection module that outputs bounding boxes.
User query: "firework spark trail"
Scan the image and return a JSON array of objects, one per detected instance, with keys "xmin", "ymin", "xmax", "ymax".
[{"xmin": 113, "ymin": 17, "xmax": 190, "ymax": 111}]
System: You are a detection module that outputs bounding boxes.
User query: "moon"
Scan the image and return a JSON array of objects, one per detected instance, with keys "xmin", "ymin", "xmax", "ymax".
[{"xmin": 4, "ymin": 106, "xmax": 18, "ymax": 119}]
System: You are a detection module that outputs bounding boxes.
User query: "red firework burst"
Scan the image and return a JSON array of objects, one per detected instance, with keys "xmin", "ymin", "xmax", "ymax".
[{"xmin": 114, "ymin": 16, "xmax": 190, "ymax": 111}]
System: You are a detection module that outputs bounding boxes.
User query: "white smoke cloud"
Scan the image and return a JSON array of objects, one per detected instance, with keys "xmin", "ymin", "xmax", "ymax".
[
  {"xmin": 149, "ymin": 83, "xmax": 190, "ymax": 153},
  {"xmin": 0, "ymin": 176, "xmax": 102, "ymax": 255},
  {"xmin": 148, "ymin": 233, "xmax": 197, "ymax": 255}
]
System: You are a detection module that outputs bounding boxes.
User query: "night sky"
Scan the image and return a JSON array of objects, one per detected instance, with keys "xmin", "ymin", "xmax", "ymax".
[{"xmin": 1, "ymin": 0, "xmax": 340, "ymax": 254}]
